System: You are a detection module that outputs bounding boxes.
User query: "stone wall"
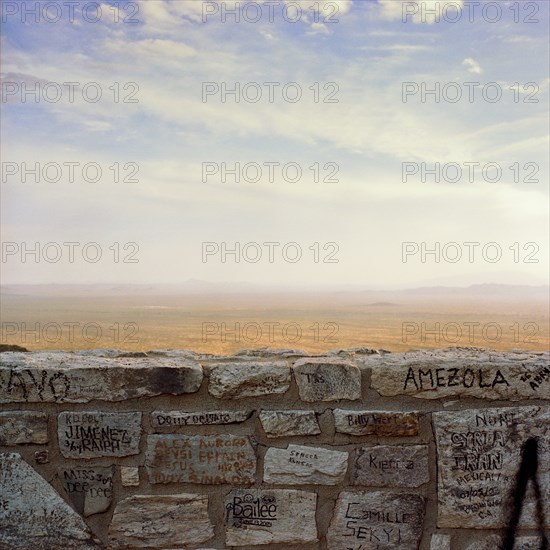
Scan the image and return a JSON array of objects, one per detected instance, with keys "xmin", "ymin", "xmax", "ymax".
[{"xmin": 1, "ymin": 347, "xmax": 549, "ymax": 549}]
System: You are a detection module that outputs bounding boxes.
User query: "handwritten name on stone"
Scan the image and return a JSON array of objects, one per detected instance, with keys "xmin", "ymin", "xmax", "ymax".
[
  {"xmin": 352, "ymin": 445, "xmax": 429, "ymax": 487},
  {"xmin": 225, "ymin": 489, "xmax": 318, "ymax": 546},
  {"xmin": 60, "ymin": 466, "xmax": 114, "ymax": 517},
  {"xmin": 368, "ymin": 349, "xmax": 549, "ymax": 400},
  {"xmin": 58, "ymin": 412, "xmax": 142, "ymax": 458},
  {"xmin": 0, "ymin": 411, "xmax": 49, "ymax": 445},
  {"xmin": 146, "ymin": 434, "xmax": 256, "ymax": 485},
  {"xmin": 327, "ymin": 491, "xmax": 426, "ymax": 550},
  {"xmin": 334, "ymin": 410, "xmax": 419, "ymax": 437},
  {"xmin": 0, "ymin": 453, "xmax": 101, "ymax": 549},
  {"xmin": 151, "ymin": 410, "xmax": 251, "ymax": 429},
  {"xmin": 293, "ymin": 358, "xmax": 361, "ymax": 402},
  {"xmin": 263, "ymin": 444, "xmax": 348, "ymax": 485},
  {"xmin": 0, "ymin": 352, "xmax": 203, "ymax": 403},
  {"xmin": 259, "ymin": 410, "xmax": 320, "ymax": 438},
  {"xmin": 109, "ymin": 494, "xmax": 214, "ymax": 548},
  {"xmin": 208, "ymin": 361, "xmax": 291, "ymax": 399},
  {"xmin": 433, "ymin": 405, "xmax": 550, "ymax": 529}
]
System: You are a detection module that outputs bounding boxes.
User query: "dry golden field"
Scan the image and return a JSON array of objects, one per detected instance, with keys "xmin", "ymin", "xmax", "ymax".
[{"xmin": 1, "ymin": 285, "xmax": 548, "ymax": 354}]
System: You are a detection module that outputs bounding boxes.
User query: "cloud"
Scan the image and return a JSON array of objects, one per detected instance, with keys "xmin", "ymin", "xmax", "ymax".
[
  {"xmin": 378, "ymin": 0, "xmax": 464, "ymax": 24},
  {"xmin": 462, "ymin": 57, "xmax": 483, "ymax": 74},
  {"xmin": 307, "ymin": 22, "xmax": 331, "ymax": 36}
]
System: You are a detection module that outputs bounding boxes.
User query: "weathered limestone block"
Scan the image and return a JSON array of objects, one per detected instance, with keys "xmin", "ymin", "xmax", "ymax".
[
  {"xmin": 466, "ymin": 536, "xmax": 546, "ymax": 549},
  {"xmin": 208, "ymin": 361, "xmax": 291, "ymax": 398},
  {"xmin": 58, "ymin": 411, "xmax": 142, "ymax": 458},
  {"xmin": 433, "ymin": 405, "xmax": 550, "ymax": 528},
  {"xmin": 151, "ymin": 409, "xmax": 251, "ymax": 429},
  {"xmin": 60, "ymin": 465, "xmax": 114, "ymax": 516},
  {"xmin": 109, "ymin": 494, "xmax": 214, "ymax": 548},
  {"xmin": 293, "ymin": 357, "xmax": 361, "ymax": 402},
  {"xmin": 234, "ymin": 347, "xmax": 309, "ymax": 359},
  {"xmin": 368, "ymin": 348, "xmax": 549, "ymax": 400},
  {"xmin": 0, "ymin": 411, "xmax": 49, "ymax": 445},
  {"xmin": 34, "ymin": 450, "xmax": 49, "ymax": 464},
  {"xmin": 352, "ymin": 445, "xmax": 429, "ymax": 487},
  {"xmin": 259, "ymin": 409, "xmax": 320, "ymax": 438},
  {"xmin": 0, "ymin": 351, "xmax": 203, "ymax": 403},
  {"xmin": 225, "ymin": 488, "xmax": 318, "ymax": 546},
  {"xmin": 263, "ymin": 444, "xmax": 348, "ymax": 485},
  {"xmin": 120, "ymin": 466, "xmax": 140, "ymax": 487},
  {"xmin": 0, "ymin": 453, "xmax": 101, "ymax": 549},
  {"xmin": 334, "ymin": 409, "xmax": 419, "ymax": 436},
  {"xmin": 431, "ymin": 534, "xmax": 451, "ymax": 550},
  {"xmin": 327, "ymin": 491, "xmax": 426, "ymax": 549},
  {"xmin": 146, "ymin": 434, "xmax": 256, "ymax": 484}
]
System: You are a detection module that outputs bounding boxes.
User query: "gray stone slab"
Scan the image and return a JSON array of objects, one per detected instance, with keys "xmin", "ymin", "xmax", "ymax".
[
  {"xmin": 151, "ymin": 410, "xmax": 251, "ymax": 429},
  {"xmin": 109, "ymin": 494, "xmax": 214, "ymax": 548},
  {"xmin": 352, "ymin": 445, "xmax": 429, "ymax": 487},
  {"xmin": 225, "ymin": 488, "xmax": 318, "ymax": 546},
  {"xmin": 466, "ymin": 536, "xmax": 546, "ymax": 550},
  {"xmin": 368, "ymin": 349, "xmax": 549, "ymax": 400},
  {"xmin": 60, "ymin": 465, "xmax": 114, "ymax": 517},
  {"xmin": 120, "ymin": 466, "xmax": 139, "ymax": 487},
  {"xmin": 208, "ymin": 361, "xmax": 291, "ymax": 399},
  {"xmin": 334, "ymin": 409, "xmax": 420, "ymax": 436},
  {"xmin": 0, "ymin": 352, "xmax": 203, "ymax": 403},
  {"xmin": 58, "ymin": 411, "xmax": 142, "ymax": 458},
  {"xmin": 263, "ymin": 444, "xmax": 348, "ymax": 485},
  {"xmin": 259, "ymin": 410, "xmax": 320, "ymax": 438},
  {"xmin": 0, "ymin": 453, "xmax": 101, "ymax": 549},
  {"xmin": 0, "ymin": 411, "xmax": 49, "ymax": 445},
  {"xmin": 431, "ymin": 534, "xmax": 451, "ymax": 550},
  {"xmin": 146, "ymin": 434, "xmax": 256, "ymax": 485},
  {"xmin": 293, "ymin": 357, "xmax": 361, "ymax": 402},
  {"xmin": 433, "ymin": 405, "xmax": 550, "ymax": 528},
  {"xmin": 327, "ymin": 491, "xmax": 426, "ymax": 549}
]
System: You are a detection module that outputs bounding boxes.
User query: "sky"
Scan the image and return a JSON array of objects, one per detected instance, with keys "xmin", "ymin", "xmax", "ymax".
[{"xmin": 1, "ymin": 0, "xmax": 549, "ymax": 288}]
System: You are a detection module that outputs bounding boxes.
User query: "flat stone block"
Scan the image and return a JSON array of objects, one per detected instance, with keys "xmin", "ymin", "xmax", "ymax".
[
  {"xmin": 146, "ymin": 434, "xmax": 256, "ymax": 485},
  {"xmin": 264, "ymin": 444, "xmax": 348, "ymax": 485}
]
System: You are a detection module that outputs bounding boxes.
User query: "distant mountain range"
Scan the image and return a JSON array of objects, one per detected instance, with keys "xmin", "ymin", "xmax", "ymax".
[{"xmin": 1, "ymin": 281, "xmax": 548, "ymax": 298}]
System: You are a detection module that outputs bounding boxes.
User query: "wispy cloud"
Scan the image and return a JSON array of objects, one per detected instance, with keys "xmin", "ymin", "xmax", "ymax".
[{"xmin": 1, "ymin": 0, "xmax": 548, "ymax": 286}]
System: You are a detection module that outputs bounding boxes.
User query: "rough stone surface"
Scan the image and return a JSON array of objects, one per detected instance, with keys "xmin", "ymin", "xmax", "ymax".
[
  {"xmin": 368, "ymin": 349, "xmax": 550, "ymax": 400},
  {"xmin": 34, "ymin": 450, "xmax": 49, "ymax": 464},
  {"xmin": 0, "ymin": 453, "xmax": 101, "ymax": 549},
  {"xmin": 334, "ymin": 409, "xmax": 419, "ymax": 436},
  {"xmin": 293, "ymin": 357, "xmax": 361, "ymax": 402},
  {"xmin": 109, "ymin": 494, "xmax": 214, "ymax": 548},
  {"xmin": 224, "ymin": 488, "xmax": 318, "ymax": 546},
  {"xmin": 120, "ymin": 466, "xmax": 140, "ymax": 487},
  {"xmin": 0, "ymin": 411, "xmax": 49, "ymax": 445},
  {"xmin": 465, "ymin": 536, "xmax": 546, "ymax": 550},
  {"xmin": 433, "ymin": 405, "xmax": 550, "ymax": 528},
  {"xmin": 263, "ymin": 444, "xmax": 348, "ymax": 485},
  {"xmin": 0, "ymin": 351, "xmax": 203, "ymax": 403},
  {"xmin": 327, "ymin": 491, "xmax": 426, "ymax": 549},
  {"xmin": 259, "ymin": 409, "xmax": 320, "ymax": 438},
  {"xmin": 60, "ymin": 465, "xmax": 114, "ymax": 516},
  {"xmin": 151, "ymin": 409, "xmax": 251, "ymax": 429},
  {"xmin": 58, "ymin": 411, "xmax": 142, "ymax": 458},
  {"xmin": 431, "ymin": 534, "xmax": 451, "ymax": 550},
  {"xmin": 208, "ymin": 361, "xmax": 291, "ymax": 399},
  {"xmin": 146, "ymin": 434, "xmax": 256, "ymax": 484},
  {"xmin": 352, "ymin": 445, "xmax": 429, "ymax": 487}
]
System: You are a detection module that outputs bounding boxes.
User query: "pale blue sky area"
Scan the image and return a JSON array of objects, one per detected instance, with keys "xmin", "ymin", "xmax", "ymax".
[{"xmin": 1, "ymin": 0, "xmax": 549, "ymax": 287}]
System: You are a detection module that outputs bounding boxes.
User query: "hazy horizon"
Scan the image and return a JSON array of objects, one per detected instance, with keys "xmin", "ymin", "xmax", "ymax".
[
  {"xmin": 2, "ymin": 283, "xmax": 548, "ymax": 354},
  {"xmin": 2, "ymin": 1, "xmax": 548, "ymax": 353}
]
